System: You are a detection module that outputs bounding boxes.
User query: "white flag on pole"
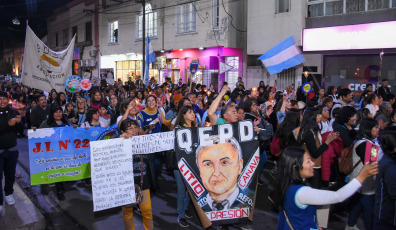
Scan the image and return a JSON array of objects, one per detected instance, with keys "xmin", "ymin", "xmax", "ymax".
[
  {"xmin": 22, "ymin": 25, "xmax": 76, "ymax": 93},
  {"xmin": 219, "ymin": 61, "xmax": 234, "ymax": 74}
]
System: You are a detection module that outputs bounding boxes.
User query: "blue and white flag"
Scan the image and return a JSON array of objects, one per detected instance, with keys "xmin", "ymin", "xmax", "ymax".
[
  {"xmin": 258, "ymin": 36, "xmax": 305, "ymax": 75},
  {"xmin": 144, "ymin": 35, "xmax": 156, "ymax": 88}
]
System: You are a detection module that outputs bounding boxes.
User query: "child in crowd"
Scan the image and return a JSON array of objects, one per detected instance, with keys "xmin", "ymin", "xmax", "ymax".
[{"xmin": 98, "ymin": 105, "xmax": 110, "ymax": 127}]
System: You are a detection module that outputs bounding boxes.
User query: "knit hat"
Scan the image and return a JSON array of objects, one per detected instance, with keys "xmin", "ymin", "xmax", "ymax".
[{"xmin": 173, "ymin": 94, "xmax": 183, "ymax": 103}]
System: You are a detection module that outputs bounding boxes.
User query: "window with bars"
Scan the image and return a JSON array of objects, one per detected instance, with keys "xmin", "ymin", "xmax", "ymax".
[
  {"xmin": 213, "ymin": 0, "xmax": 220, "ymax": 29},
  {"xmin": 308, "ymin": 0, "xmax": 396, "ymax": 17},
  {"xmin": 202, "ymin": 70, "xmax": 219, "ymax": 91},
  {"xmin": 177, "ymin": 3, "xmax": 197, "ymax": 34},
  {"xmin": 109, "ymin": 20, "xmax": 118, "ymax": 43},
  {"xmin": 138, "ymin": 4, "xmax": 158, "ymax": 39},
  {"xmin": 276, "ymin": 67, "xmax": 296, "ymax": 91},
  {"xmin": 63, "ymin": 29, "xmax": 68, "ymax": 46}
]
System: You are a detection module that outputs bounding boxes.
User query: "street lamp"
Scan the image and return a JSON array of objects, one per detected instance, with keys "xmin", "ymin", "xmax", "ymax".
[{"xmin": 12, "ymin": 17, "xmax": 20, "ymax": 25}]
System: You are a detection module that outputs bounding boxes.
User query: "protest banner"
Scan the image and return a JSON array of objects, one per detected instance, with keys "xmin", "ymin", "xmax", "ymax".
[
  {"xmin": 22, "ymin": 25, "xmax": 76, "ymax": 93},
  {"xmin": 28, "ymin": 127, "xmax": 108, "ymax": 185},
  {"xmin": 90, "ymin": 138, "xmax": 135, "ymax": 212},
  {"xmin": 174, "ymin": 121, "xmax": 260, "ymax": 228},
  {"xmin": 129, "ymin": 131, "xmax": 174, "ymax": 155}
]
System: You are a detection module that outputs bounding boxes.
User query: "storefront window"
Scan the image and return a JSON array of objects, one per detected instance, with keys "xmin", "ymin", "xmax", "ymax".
[
  {"xmin": 324, "ymin": 54, "xmax": 396, "ymax": 102},
  {"xmin": 116, "ymin": 60, "xmax": 142, "ymax": 84}
]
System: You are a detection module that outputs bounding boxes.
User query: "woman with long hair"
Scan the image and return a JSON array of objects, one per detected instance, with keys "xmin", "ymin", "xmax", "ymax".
[
  {"xmin": 356, "ymin": 108, "xmax": 372, "ymax": 129},
  {"xmin": 39, "ymin": 103, "xmax": 72, "ymax": 200},
  {"xmin": 172, "ymin": 106, "xmax": 196, "ymax": 227},
  {"xmin": 72, "ymin": 98, "xmax": 88, "ymax": 126},
  {"xmin": 297, "ymin": 107, "xmax": 339, "ymax": 188},
  {"xmin": 55, "ymin": 92, "xmax": 67, "ymax": 109},
  {"xmin": 119, "ymin": 119, "xmax": 154, "ymax": 230},
  {"xmin": 276, "ymin": 94, "xmax": 293, "ymax": 124},
  {"xmin": 275, "ymin": 146, "xmax": 377, "ymax": 230},
  {"xmin": 270, "ymin": 110, "xmax": 301, "ymax": 157},
  {"xmin": 346, "ymin": 118, "xmax": 380, "ymax": 230},
  {"xmin": 90, "ymin": 90, "xmax": 105, "ymax": 110},
  {"xmin": 326, "ymin": 86, "xmax": 337, "ymax": 102},
  {"xmin": 48, "ymin": 90, "xmax": 57, "ymax": 104}
]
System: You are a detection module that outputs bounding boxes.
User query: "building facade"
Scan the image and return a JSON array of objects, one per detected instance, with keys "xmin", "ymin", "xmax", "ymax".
[
  {"xmin": 47, "ymin": 0, "xmax": 100, "ymax": 80},
  {"xmin": 99, "ymin": 0, "xmax": 247, "ymax": 90},
  {"xmin": 248, "ymin": 0, "xmax": 396, "ymax": 97}
]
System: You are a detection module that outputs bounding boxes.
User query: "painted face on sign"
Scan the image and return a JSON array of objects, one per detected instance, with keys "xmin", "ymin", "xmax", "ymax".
[{"xmin": 197, "ymin": 142, "xmax": 243, "ymax": 202}]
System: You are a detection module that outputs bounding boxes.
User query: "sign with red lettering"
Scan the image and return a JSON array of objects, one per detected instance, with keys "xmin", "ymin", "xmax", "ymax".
[{"xmin": 174, "ymin": 121, "xmax": 259, "ymax": 227}]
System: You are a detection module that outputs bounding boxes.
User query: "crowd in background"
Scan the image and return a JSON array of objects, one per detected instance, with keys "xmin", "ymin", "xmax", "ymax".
[{"xmin": 0, "ymin": 76, "xmax": 395, "ymax": 230}]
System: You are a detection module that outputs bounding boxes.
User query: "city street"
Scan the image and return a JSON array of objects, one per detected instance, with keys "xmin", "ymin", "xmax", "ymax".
[{"xmin": 15, "ymin": 137, "xmax": 365, "ymax": 230}]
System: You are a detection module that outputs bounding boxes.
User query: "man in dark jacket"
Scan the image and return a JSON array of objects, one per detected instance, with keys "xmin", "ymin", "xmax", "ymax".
[
  {"xmin": 0, "ymin": 91, "xmax": 22, "ymax": 211},
  {"xmin": 30, "ymin": 94, "xmax": 50, "ymax": 128},
  {"xmin": 377, "ymin": 79, "xmax": 392, "ymax": 101}
]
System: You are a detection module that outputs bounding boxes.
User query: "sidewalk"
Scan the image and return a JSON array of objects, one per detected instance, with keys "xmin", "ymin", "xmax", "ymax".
[{"xmin": 0, "ymin": 183, "xmax": 46, "ymax": 230}]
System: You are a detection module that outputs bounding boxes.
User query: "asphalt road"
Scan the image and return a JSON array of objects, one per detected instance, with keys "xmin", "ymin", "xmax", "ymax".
[{"xmin": 15, "ymin": 137, "xmax": 365, "ymax": 230}]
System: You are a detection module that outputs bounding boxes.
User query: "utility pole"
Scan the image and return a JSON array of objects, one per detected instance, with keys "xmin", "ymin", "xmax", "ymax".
[{"xmin": 136, "ymin": 0, "xmax": 146, "ymax": 85}]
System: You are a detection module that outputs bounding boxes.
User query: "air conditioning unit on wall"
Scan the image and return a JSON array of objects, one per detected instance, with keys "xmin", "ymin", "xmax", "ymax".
[
  {"xmin": 89, "ymin": 50, "xmax": 97, "ymax": 57},
  {"xmin": 84, "ymin": 59, "xmax": 97, "ymax": 67}
]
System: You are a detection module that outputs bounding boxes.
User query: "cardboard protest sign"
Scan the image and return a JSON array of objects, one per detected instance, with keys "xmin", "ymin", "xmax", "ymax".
[
  {"xmin": 90, "ymin": 138, "xmax": 135, "ymax": 211},
  {"xmin": 174, "ymin": 121, "xmax": 260, "ymax": 227},
  {"xmin": 28, "ymin": 127, "xmax": 114, "ymax": 185}
]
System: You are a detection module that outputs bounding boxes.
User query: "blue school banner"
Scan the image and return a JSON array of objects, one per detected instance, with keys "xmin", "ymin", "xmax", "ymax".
[{"xmin": 28, "ymin": 127, "xmax": 119, "ymax": 185}]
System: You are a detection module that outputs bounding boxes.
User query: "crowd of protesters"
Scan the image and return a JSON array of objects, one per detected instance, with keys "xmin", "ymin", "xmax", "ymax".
[{"xmin": 0, "ymin": 76, "xmax": 395, "ymax": 230}]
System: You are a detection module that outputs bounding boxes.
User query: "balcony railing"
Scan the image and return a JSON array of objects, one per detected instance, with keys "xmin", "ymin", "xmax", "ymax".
[{"xmin": 307, "ymin": 0, "xmax": 396, "ymax": 17}]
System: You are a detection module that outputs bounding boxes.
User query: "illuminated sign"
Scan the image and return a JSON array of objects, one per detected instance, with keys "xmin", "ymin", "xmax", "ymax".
[{"xmin": 303, "ymin": 21, "xmax": 396, "ymax": 51}]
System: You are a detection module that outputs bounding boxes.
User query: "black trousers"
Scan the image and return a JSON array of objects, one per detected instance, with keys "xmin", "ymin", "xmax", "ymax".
[{"xmin": 0, "ymin": 149, "xmax": 19, "ymax": 205}]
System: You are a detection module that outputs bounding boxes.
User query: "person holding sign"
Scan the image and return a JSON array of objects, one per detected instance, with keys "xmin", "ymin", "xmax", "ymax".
[
  {"xmin": 119, "ymin": 119, "xmax": 153, "ymax": 230},
  {"xmin": 39, "ymin": 103, "xmax": 73, "ymax": 200},
  {"xmin": 196, "ymin": 138, "xmax": 244, "ymax": 212},
  {"xmin": 346, "ymin": 118, "xmax": 380, "ymax": 230},
  {"xmin": 173, "ymin": 106, "xmax": 196, "ymax": 227},
  {"xmin": 275, "ymin": 146, "xmax": 378, "ymax": 230}
]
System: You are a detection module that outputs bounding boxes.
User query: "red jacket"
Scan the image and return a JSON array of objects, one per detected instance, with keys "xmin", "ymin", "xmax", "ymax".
[{"xmin": 321, "ymin": 132, "xmax": 343, "ymax": 182}]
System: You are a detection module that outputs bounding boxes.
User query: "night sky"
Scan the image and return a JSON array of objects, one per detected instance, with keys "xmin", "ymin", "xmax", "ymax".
[{"xmin": 0, "ymin": 0, "xmax": 72, "ymax": 44}]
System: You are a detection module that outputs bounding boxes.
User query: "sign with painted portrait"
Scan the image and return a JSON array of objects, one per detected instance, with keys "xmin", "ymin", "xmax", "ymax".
[{"xmin": 174, "ymin": 121, "xmax": 260, "ymax": 227}]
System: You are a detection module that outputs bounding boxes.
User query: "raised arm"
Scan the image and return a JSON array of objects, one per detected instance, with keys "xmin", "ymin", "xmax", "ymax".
[
  {"xmin": 208, "ymin": 85, "xmax": 230, "ymax": 125},
  {"xmin": 296, "ymin": 162, "xmax": 378, "ymax": 206}
]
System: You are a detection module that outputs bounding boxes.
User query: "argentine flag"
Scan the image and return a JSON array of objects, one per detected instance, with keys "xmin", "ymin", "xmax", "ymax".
[
  {"xmin": 144, "ymin": 35, "xmax": 156, "ymax": 88},
  {"xmin": 258, "ymin": 36, "xmax": 305, "ymax": 75}
]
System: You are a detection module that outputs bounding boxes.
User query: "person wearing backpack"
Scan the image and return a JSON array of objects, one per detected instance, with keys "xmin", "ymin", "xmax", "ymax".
[
  {"xmin": 374, "ymin": 126, "xmax": 396, "ymax": 229},
  {"xmin": 346, "ymin": 118, "xmax": 380, "ymax": 230}
]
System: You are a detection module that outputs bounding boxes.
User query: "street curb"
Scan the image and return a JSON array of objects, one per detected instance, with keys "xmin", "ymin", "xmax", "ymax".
[{"xmin": 0, "ymin": 183, "xmax": 46, "ymax": 230}]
